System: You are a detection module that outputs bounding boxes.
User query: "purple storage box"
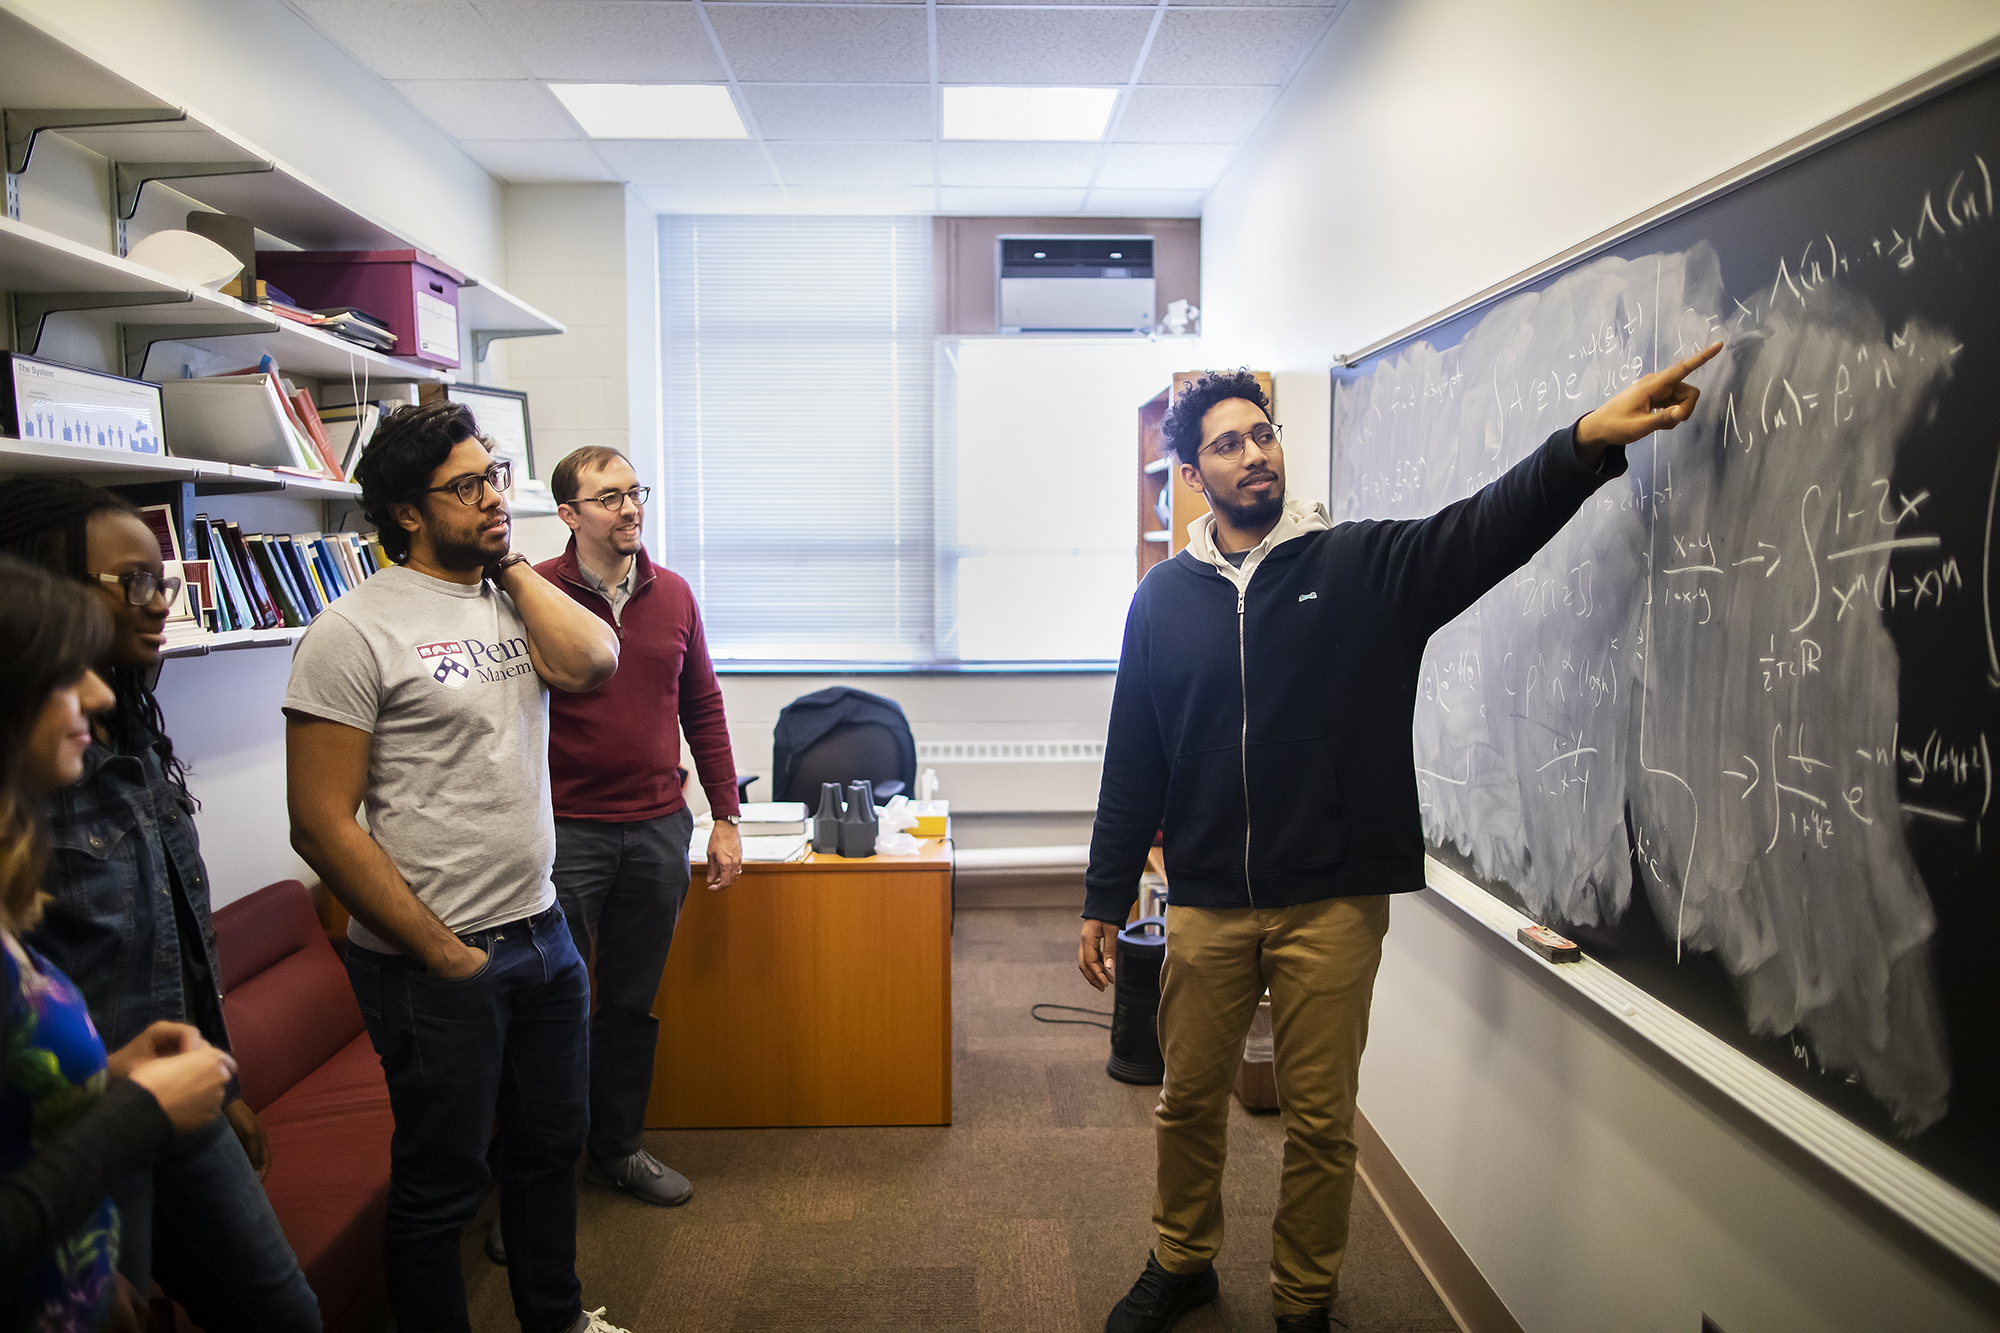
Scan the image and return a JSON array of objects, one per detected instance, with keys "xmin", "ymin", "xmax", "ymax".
[{"xmin": 254, "ymin": 249, "xmax": 466, "ymax": 369}]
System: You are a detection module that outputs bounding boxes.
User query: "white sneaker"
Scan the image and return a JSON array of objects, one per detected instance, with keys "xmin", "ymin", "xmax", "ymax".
[{"xmin": 574, "ymin": 1308, "xmax": 631, "ymax": 1333}]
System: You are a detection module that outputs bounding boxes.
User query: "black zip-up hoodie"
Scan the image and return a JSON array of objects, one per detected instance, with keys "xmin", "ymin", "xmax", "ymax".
[{"xmin": 1083, "ymin": 424, "xmax": 1626, "ymax": 923}]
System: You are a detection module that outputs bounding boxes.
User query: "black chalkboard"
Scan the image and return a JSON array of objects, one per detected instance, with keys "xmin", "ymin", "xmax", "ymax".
[{"xmin": 1330, "ymin": 53, "xmax": 1998, "ymax": 1213}]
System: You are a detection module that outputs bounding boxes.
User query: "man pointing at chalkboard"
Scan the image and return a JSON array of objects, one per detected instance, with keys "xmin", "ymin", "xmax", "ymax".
[{"xmin": 1081, "ymin": 342, "xmax": 1720, "ymax": 1333}]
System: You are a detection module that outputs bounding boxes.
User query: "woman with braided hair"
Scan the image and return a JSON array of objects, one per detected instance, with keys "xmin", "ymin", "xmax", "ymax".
[{"xmin": 0, "ymin": 478, "xmax": 321, "ymax": 1332}]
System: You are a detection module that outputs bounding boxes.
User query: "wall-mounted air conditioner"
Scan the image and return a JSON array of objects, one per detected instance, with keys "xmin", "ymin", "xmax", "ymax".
[{"xmin": 997, "ymin": 236, "xmax": 1154, "ymax": 334}]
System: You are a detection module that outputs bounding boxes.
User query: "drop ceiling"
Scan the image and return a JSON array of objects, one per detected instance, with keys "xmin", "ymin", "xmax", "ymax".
[{"xmin": 287, "ymin": 0, "xmax": 1346, "ymax": 216}]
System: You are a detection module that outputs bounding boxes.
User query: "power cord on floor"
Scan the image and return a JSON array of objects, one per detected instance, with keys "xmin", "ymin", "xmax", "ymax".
[{"xmin": 1030, "ymin": 1003, "xmax": 1113, "ymax": 1030}]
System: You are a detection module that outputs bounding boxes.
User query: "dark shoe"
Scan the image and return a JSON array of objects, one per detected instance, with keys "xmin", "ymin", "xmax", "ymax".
[
  {"xmin": 1275, "ymin": 1311, "xmax": 1338, "ymax": 1332},
  {"xmin": 484, "ymin": 1216, "xmax": 506, "ymax": 1266},
  {"xmin": 1105, "ymin": 1251, "xmax": 1218, "ymax": 1333},
  {"xmin": 582, "ymin": 1148, "xmax": 693, "ymax": 1206}
]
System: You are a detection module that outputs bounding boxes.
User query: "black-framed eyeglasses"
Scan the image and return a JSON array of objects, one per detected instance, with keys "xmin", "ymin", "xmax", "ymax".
[
  {"xmin": 572, "ymin": 486, "xmax": 651, "ymax": 513},
  {"xmin": 96, "ymin": 570, "xmax": 182, "ymax": 607},
  {"xmin": 1201, "ymin": 422, "xmax": 1282, "ymax": 461},
  {"xmin": 418, "ymin": 461, "xmax": 512, "ymax": 505}
]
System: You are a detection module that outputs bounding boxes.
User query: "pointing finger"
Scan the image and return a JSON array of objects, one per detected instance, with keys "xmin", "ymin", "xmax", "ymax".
[{"xmin": 1667, "ymin": 340, "xmax": 1723, "ymax": 382}]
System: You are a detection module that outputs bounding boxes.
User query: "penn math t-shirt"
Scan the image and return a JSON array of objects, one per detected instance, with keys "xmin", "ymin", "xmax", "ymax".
[{"xmin": 283, "ymin": 566, "xmax": 556, "ymax": 953}]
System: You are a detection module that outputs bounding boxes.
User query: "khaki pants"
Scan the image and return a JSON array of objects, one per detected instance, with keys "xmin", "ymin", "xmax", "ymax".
[{"xmin": 1152, "ymin": 895, "xmax": 1391, "ymax": 1314}]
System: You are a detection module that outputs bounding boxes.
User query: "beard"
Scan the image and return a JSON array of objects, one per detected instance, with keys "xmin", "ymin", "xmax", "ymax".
[
  {"xmin": 1208, "ymin": 481, "xmax": 1283, "ymax": 531},
  {"xmin": 429, "ymin": 517, "xmax": 508, "ymax": 572}
]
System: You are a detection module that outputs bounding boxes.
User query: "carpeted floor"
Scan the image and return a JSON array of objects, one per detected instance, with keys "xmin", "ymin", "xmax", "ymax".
[{"xmin": 460, "ymin": 906, "xmax": 1458, "ymax": 1332}]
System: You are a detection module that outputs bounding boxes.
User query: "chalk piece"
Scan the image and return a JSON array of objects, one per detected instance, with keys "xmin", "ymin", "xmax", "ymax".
[
  {"xmin": 1517, "ymin": 924, "xmax": 1581, "ymax": 963},
  {"xmin": 1617, "ymin": 1003, "xmax": 1638, "ymax": 1016}
]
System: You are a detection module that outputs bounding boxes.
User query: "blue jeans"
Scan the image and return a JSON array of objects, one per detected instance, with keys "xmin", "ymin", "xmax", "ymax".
[
  {"xmin": 345, "ymin": 904, "xmax": 590, "ymax": 1333},
  {"xmin": 113, "ymin": 1116, "xmax": 323, "ymax": 1332}
]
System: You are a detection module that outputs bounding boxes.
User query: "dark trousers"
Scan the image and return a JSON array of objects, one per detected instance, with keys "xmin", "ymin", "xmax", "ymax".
[
  {"xmin": 346, "ymin": 904, "xmax": 590, "ymax": 1333},
  {"xmin": 113, "ymin": 1116, "xmax": 323, "ymax": 1332},
  {"xmin": 552, "ymin": 809, "xmax": 694, "ymax": 1162}
]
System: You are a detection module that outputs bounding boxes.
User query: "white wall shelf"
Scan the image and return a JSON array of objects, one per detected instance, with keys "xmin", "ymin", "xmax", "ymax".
[
  {"xmin": 0, "ymin": 1, "xmax": 563, "ymax": 347},
  {"xmin": 0, "ymin": 437, "xmax": 359, "ymax": 499},
  {"xmin": 2, "ymin": 216, "xmax": 440, "ymax": 383},
  {"xmin": 161, "ymin": 627, "xmax": 303, "ymax": 659}
]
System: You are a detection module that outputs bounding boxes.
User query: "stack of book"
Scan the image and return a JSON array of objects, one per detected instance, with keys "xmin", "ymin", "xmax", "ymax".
[
  {"xmin": 218, "ymin": 280, "xmax": 399, "ymax": 353},
  {"xmin": 159, "ymin": 357, "xmax": 352, "ymax": 483},
  {"xmin": 690, "ymin": 803, "xmax": 812, "ymax": 863},
  {"xmin": 190, "ymin": 513, "xmax": 388, "ymax": 632},
  {"xmin": 314, "ymin": 308, "xmax": 396, "ymax": 352}
]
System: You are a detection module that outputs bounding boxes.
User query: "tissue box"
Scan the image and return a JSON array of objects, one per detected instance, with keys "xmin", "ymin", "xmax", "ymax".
[{"xmin": 912, "ymin": 801, "xmax": 949, "ymax": 838}]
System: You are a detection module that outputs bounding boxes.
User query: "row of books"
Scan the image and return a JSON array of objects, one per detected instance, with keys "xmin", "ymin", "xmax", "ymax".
[{"xmin": 187, "ymin": 514, "xmax": 389, "ymax": 634}]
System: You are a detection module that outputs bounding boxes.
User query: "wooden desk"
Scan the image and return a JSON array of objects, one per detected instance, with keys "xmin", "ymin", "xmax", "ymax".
[{"xmin": 646, "ymin": 839, "xmax": 953, "ymax": 1128}]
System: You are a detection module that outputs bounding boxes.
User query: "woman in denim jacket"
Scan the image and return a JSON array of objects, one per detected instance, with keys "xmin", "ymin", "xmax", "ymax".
[{"xmin": 0, "ymin": 478, "xmax": 321, "ymax": 1333}]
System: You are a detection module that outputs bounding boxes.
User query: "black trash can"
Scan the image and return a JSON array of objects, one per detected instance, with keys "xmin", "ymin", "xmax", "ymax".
[{"xmin": 1106, "ymin": 915, "xmax": 1167, "ymax": 1085}]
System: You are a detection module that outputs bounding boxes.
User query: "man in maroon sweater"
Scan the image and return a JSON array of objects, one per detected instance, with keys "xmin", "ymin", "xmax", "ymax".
[{"xmin": 532, "ymin": 445, "xmax": 742, "ymax": 1211}]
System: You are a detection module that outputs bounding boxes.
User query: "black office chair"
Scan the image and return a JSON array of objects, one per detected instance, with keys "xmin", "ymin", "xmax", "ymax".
[{"xmin": 771, "ymin": 687, "xmax": 917, "ymax": 805}]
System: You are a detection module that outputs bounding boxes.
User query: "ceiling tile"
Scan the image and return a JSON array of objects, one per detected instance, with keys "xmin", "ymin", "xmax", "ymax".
[
  {"xmin": 1140, "ymin": 9, "xmax": 1336, "ymax": 85},
  {"xmin": 706, "ymin": 9, "xmax": 929, "ymax": 84},
  {"xmin": 392, "ymin": 80, "xmax": 580, "ymax": 141},
  {"xmin": 1111, "ymin": 86, "xmax": 1278, "ymax": 144},
  {"xmin": 1079, "ymin": 188, "xmax": 1206, "ymax": 218},
  {"xmin": 458, "ymin": 140, "xmax": 622, "ymax": 183},
  {"xmin": 937, "ymin": 187, "xmax": 1087, "ymax": 214},
  {"xmin": 782, "ymin": 187, "xmax": 939, "ymax": 213},
  {"xmin": 741, "ymin": 85, "xmax": 933, "ymax": 141},
  {"xmin": 938, "ymin": 142, "xmax": 1099, "ymax": 189},
  {"xmin": 941, "ymin": 0, "xmax": 1148, "ymax": 5},
  {"xmin": 767, "ymin": 142, "xmax": 934, "ymax": 187},
  {"xmin": 936, "ymin": 9, "xmax": 1154, "ymax": 84},
  {"xmin": 636, "ymin": 184, "xmax": 792, "ymax": 213},
  {"xmin": 294, "ymin": 0, "xmax": 526, "ymax": 78},
  {"xmin": 595, "ymin": 140, "xmax": 779, "ymax": 186},
  {"xmin": 1174, "ymin": 0, "xmax": 1337, "ymax": 7},
  {"xmin": 1093, "ymin": 143, "xmax": 1236, "ymax": 191},
  {"xmin": 470, "ymin": 1, "xmax": 724, "ymax": 81}
]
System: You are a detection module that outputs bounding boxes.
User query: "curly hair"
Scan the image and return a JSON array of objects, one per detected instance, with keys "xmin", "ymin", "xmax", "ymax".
[
  {"xmin": 1162, "ymin": 369, "xmax": 1271, "ymax": 466},
  {"xmin": 0, "ymin": 476, "xmax": 191, "ymax": 802},
  {"xmin": 355, "ymin": 401, "xmax": 482, "ymax": 565},
  {"xmin": 0, "ymin": 556, "xmax": 113, "ymax": 932}
]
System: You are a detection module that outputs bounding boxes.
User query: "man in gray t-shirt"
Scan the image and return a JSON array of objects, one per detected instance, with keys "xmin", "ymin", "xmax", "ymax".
[{"xmin": 285, "ymin": 402, "xmax": 625, "ymax": 1333}]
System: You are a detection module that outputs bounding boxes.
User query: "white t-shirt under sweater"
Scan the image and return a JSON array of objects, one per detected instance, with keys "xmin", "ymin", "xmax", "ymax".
[{"xmin": 283, "ymin": 566, "xmax": 557, "ymax": 953}]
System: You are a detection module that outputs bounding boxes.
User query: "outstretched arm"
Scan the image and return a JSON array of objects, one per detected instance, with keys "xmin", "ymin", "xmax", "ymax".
[
  {"xmin": 1574, "ymin": 340, "xmax": 1721, "ymax": 466},
  {"xmin": 1359, "ymin": 340, "xmax": 1724, "ymax": 633}
]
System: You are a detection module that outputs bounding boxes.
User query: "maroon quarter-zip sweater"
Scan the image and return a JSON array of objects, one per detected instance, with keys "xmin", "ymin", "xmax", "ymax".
[{"xmin": 536, "ymin": 539, "xmax": 741, "ymax": 823}]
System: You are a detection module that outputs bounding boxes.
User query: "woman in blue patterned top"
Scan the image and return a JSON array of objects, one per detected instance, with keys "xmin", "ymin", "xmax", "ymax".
[{"xmin": 0, "ymin": 558, "xmax": 235, "ymax": 1332}]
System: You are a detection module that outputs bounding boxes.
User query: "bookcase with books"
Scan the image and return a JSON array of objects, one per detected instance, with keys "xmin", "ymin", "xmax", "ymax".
[{"xmin": 0, "ymin": 0, "xmax": 565, "ymax": 660}]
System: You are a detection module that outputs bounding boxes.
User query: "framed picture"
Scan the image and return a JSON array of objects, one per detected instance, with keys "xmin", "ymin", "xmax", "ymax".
[{"xmin": 442, "ymin": 383, "xmax": 533, "ymax": 480}]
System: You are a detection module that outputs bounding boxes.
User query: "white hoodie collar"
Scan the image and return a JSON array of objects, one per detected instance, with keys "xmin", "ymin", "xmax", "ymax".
[{"xmin": 1187, "ymin": 496, "xmax": 1332, "ymax": 592}]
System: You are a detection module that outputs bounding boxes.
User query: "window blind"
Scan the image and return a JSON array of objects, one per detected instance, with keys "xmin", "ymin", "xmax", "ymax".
[{"xmin": 659, "ymin": 215, "xmax": 934, "ymax": 661}]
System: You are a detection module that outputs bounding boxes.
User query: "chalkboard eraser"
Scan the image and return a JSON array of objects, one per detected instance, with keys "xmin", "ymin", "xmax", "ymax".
[{"xmin": 1518, "ymin": 924, "xmax": 1581, "ymax": 963}]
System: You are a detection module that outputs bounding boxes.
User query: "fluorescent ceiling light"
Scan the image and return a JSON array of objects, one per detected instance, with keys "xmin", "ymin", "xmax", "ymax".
[
  {"xmin": 942, "ymin": 87, "xmax": 1119, "ymax": 141},
  {"xmin": 550, "ymin": 84, "xmax": 747, "ymax": 139}
]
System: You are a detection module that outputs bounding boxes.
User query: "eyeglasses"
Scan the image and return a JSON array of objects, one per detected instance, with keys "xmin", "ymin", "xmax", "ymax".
[
  {"xmin": 1201, "ymin": 422, "xmax": 1282, "ymax": 461},
  {"xmin": 571, "ymin": 486, "xmax": 651, "ymax": 513},
  {"xmin": 418, "ymin": 461, "xmax": 512, "ymax": 505},
  {"xmin": 96, "ymin": 569, "xmax": 182, "ymax": 607}
]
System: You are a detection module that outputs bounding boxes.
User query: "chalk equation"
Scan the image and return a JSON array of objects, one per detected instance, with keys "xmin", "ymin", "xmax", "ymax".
[{"xmin": 1331, "ymin": 154, "xmax": 1998, "ymax": 1136}]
